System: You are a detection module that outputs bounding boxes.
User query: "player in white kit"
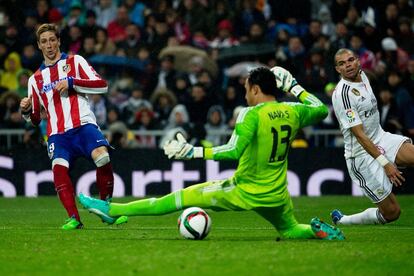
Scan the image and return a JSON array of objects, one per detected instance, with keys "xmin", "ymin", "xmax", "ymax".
[{"xmin": 330, "ymin": 48, "xmax": 414, "ymax": 225}]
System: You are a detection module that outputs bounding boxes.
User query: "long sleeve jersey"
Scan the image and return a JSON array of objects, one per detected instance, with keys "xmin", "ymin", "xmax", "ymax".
[
  {"xmin": 204, "ymin": 91, "xmax": 328, "ymax": 206},
  {"xmin": 23, "ymin": 53, "xmax": 108, "ymax": 137}
]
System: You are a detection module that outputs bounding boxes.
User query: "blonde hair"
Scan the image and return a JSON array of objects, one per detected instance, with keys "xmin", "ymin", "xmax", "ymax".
[{"xmin": 36, "ymin": 23, "xmax": 60, "ymax": 41}]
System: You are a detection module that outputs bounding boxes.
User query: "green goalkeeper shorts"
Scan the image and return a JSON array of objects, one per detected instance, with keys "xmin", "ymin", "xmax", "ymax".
[{"xmin": 181, "ymin": 179, "xmax": 298, "ymax": 231}]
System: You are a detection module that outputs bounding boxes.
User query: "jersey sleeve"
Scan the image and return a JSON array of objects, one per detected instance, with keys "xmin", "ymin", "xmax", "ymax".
[
  {"xmin": 204, "ymin": 107, "xmax": 258, "ymax": 160},
  {"xmin": 332, "ymin": 83, "xmax": 362, "ymax": 129},
  {"xmin": 70, "ymin": 55, "xmax": 108, "ymax": 94},
  {"xmin": 22, "ymin": 77, "xmax": 41, "ymax": 126},
  {"xmin": 292, "ymin": 91, "xmax": 329, "ymax": 128}
]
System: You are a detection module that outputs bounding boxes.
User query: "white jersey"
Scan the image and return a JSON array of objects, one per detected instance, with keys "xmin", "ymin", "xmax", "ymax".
[
  {"xmin": 332, "ymin": 71, "xmax": 385, "ymax": 158},
  {"xmin": 25, "ymin": 53, "xmax": 108, "ymax": 137}
]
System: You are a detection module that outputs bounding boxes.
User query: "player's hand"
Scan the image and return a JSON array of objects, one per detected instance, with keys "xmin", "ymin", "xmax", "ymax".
[
  {"xmin": 270, "ymin": 66, "xmax": 298, "ymax": 93},
  {"xmin": 163, "ymin": 139, "xmax": 182, "ymax": 159},
  {"xmin": 55, "ymin": 80, "xmax": 69, "ymax": 94},
  {"xmin": 20, "ymin": 94, "xmax": 32, "ymax": 114},
  {"xmin": 384, "ymin": 163, "xmax": 405, "ymax": 187},
  {"xmin": 174, "ymin": 133, "xmax": 195, "ymax": 160}
]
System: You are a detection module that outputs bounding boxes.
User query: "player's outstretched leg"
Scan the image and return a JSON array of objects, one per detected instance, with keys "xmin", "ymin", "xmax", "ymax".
[
  {"xmin": 310, "ymin": 217, "xmax": 345, "ymax": 240},
  {"xmin": 330, "ymin": 208, "xmax": 388, "ymax": 225},
  {"xmin": 78, "ymin": 193, "xmax": 127, "ymax": 225}
]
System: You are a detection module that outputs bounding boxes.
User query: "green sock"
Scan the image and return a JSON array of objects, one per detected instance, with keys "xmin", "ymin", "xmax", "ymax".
[
  {"xmin": 109, "ymin": 191, "xmax": 182, "ymax": 217},
  {"xmin": 280, "ymin": 224, "xmax": 315, "ymax": 239}
]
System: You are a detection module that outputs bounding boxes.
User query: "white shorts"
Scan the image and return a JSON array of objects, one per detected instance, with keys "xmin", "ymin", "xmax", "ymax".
[{"xmin": 346, "ymin": 132, "xmax": 410, "ymax": 203}]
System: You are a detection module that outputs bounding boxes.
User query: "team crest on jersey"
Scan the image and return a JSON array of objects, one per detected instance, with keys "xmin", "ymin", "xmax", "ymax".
[
  {"xmin": 62, "ymin": 64, "xmax": 71, "ymax": 73},
  {"xmin": 346, "ymin": 109, "xmax": 355, "ymax": 123},
  {"xmin": 351, "ymin": 88, "xmax": 360, "ymax": 96}
]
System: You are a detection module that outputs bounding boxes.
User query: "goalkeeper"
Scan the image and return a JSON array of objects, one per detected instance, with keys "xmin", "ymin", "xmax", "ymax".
[{"xmin": 80, "ymin": 67, "xmax": 345, "ymax": 240}]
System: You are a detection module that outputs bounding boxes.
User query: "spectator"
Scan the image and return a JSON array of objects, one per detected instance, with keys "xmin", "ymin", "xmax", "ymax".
[
  {"xmin": 94, "ymin": 0, "xmax": 117, "ymax": 28},
  {"xmin": 185, "ymin": 83, "xmax": 212, "ymax": 126},
  {"xmin": 94, "ymin": 28, "xmax": 116, "ymax": 55},
  {"xmin": 165, "ymin": 8, "xmax": 191, "ymax": 45},
  {"xmin": 21, "ymin": 44, "xmax": 42, "ymax": 72},
  {"xmin": 125, "ymin": 0, "xmax": 147, "ymax": 28},
  {"xmin": 387, "ymin": 71, "xmax": 414, "ymax": 139},
  {"xmin": 36, "ymin": 0, "xmax": 50, "ymax": 24},
  {"xmin": 65, "ymin": 1, "xmax": 85, "ymax": 27},
  {"xmin": 204, "ymin": 105, "xmax": 228, "ymax": 146},
  {"xmin": 15, "ymin": 69, "xmax": 32, "ymax": 99},
  {"xmin": 79, "ymin": 36, "xmax": 96, "ymax": 60},
  {"xmin": 117, "ymin": 23, "xmax": 141, "ymax": 58},
  {"xmin": 150, "ymin": 87, "xmax": 177, "ymax": 129},
  {"xmin": 0, "ymin": 91, "xmax": 24, "ymax": 128},
  {"xmin": 302, "ymin": 19, "xmax": 323, "ymax": 50},
  {"xmin": 82, "ymin": 10, "xmax": 99, "ymax": 38},
  {"xmin": 107, "ymin": 5, "xmax": 130, "ymax": 42},
  {"xmin": 0, "ymin": 52, "xmax": 23, "ymax": 91},
  {"xmin": 89, "ymin": 94, "xmax": 107, "ymax": 128},
  {"xmin": 378, "ymin": 3, "xmax": 400, "ymax": 38},
  {"xmin": 209, "ymin": 19, "xmax": 239, "ymax": 49},
  {"xmin": 107, "ymin": 121, "xmax": 139, "ymax": 149},
  {"xmin": 330, "ymin": 22, "xmax": 349, "ymax": 52},
  {"xmin": 378, "ymin": 87, "xmax": 403, "ymax": 135},
  {"xmin": 360, "ymin": 16, "xmax": 381, "ymax": 54},
  {"xmin": 304, "ymin": 47, "xmax": 328, "ymax": 94},
  {"xmin": 132, "ymin": 107, "xmax": 158, "ymax": 148},
  {"xmin": 378, "ymin": 37, "xmax": 410, "ymax": 73},
  {"xmin": 120, "ymin": 85, "xmax": 152, "ymax": 127},
  {"xmin": 395, "ymin": 17, "xmax": 414, "ymax": 54},
  {"xmin": 343, "ymin": 6, "xmax": 363, "ymax": 34},
  {"xmin": 349, "ymin": 34, "xmax": 376, "ymax": 72}
]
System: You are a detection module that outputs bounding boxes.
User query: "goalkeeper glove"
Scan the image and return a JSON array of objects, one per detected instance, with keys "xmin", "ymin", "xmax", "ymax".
[
  {"xmin": 270, "ymin": 66, "xmax": 304, "ymax": 97},
  {"xmin": 163, "ymin": 133, "xmax": 203, "ymax": 160}
]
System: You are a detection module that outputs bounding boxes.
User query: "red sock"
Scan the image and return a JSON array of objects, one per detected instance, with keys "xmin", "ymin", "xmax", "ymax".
[
  {"xmin": 96, "ymin": 162, "xmax": 114, "ymax": 200},
  {"xmin": 53, "ymin": 164, "xmax": 80, "ymax": 221}
]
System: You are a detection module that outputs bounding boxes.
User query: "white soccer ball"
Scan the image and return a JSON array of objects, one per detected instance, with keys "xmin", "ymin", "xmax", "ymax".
[{"xmin": 178, "ymin": 207, "xmax": 212, "ymax": 240}]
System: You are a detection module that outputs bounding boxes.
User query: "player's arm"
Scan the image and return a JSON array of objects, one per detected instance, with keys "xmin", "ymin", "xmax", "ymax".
[
  {"xmin": 351, "ymin": 125, "xmax": 405, "ymax": 186},
  {"xmin": 271, "ymin": 66, "xmax": 328, "ymax": 127},
  {"xmin": 164, "ymin": 107, "xmax": 257, "ymax": 160},
  {"xmin": 55, "ymin": 55, "xmax": 108, "ymax": 95},
  {"xmin": 20, "ymin": 79, "xmax": 41, "ymax": 126}
]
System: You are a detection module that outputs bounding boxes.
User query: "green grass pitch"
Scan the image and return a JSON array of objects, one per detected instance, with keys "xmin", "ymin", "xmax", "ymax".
[{"xmin": 1, "ymin": 196, "xmax": 414, "ymax": 275}]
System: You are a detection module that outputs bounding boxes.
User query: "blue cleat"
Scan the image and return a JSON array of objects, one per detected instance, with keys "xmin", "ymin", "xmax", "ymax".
[
  {"xmin": 331, "ymin": 209, "xmax": 344, "ymax": 225},
  {"xmin": 311, "ymin": 217, "xmax": 345, "ymax": 241},
  {"xmin": 79, "ymin": 193, "xmax": 128, "ymax": 225}
]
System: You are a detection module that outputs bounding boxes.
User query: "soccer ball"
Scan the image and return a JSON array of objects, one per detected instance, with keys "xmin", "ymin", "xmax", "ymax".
[{"xmin": 178, "ymin": 207, "xmax": 212, "ymax": 240}]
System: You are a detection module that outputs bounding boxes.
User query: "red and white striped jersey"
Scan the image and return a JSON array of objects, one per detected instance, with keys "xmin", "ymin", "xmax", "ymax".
[{"xmin": 25, "ymin": 53, "xmax": 108, "ymax": 137}]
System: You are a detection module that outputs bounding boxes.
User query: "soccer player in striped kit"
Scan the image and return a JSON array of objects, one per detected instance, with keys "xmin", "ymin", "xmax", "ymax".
[
  {"xmin": 79, "ymin": 67, "xmax": 345, "ymax": 240},
  {"xmin": 331, "ymin": 48, "xmax": 414, "ymax": 225},
  {"xmin": 19, "ymin": 23, "xmax": 127, "ymax": 230}
]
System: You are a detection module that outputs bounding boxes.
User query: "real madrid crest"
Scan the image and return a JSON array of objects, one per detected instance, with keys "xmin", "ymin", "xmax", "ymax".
[
  {"xmin": 62, "ymin": 64, "xmax": 71, "ymax": 73},
  {"xmin": 351, "ymin": 88, "xmax": 360, "ymax": 96}
]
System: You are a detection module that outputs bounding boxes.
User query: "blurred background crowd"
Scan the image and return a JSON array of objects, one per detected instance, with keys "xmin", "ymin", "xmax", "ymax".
[{"xmin": 0, "ymin": 0, "xmax": 413, "ymax": 150}]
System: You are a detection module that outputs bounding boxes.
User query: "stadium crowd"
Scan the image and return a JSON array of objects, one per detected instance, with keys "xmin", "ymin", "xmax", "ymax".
[{"xmin": 0, "ymin": 0, "xmax": 413, "ymax": 149}]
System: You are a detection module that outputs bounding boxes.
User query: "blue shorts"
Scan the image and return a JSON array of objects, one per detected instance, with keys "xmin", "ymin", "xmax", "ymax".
[{"xmin": 47, "ymin": 124, "xmax": 110, "ymax": 166}]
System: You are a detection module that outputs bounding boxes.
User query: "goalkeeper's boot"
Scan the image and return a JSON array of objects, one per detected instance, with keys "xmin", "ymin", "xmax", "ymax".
[
  {"xmin": 103, "ymin": 197, "xmax": 128, "ymax": 225},
  {"xmin": 78, "ymin": 193, "xmax": 128, "ymax": 225},
  {"xmin": 331, "ymin": 209, "xmax": 344, "ymax": 225},
  {"xmin": 311, "ymin": 217, "xmax": 345, "ymax": 240},
  {"xmin": 62, "ymin": 216, "xmax": 84, "ymax": 230}
]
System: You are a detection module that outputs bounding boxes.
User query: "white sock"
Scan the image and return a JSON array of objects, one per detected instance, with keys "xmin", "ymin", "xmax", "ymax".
[{"xmin": 338, "ymin": 208, "xmax": 387, "ymax": 225}]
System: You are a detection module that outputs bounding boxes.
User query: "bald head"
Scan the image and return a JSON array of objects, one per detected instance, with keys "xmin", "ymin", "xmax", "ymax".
[{"xmin": 334, "ymin": 48, "xmax": 356, "ymax": 66}]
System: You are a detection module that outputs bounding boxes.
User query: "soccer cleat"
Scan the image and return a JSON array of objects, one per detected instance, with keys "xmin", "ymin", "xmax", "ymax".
[
  {"xmin": 331, "ymin": 209, "xmax": 344, "ymax": 225},
  {"xmin": 61, "ymin": 216, "xmax": 84, "ymax": 230},
  {"xmin": 311, "ymin": 217, "xmax": 345, "ymax": 240},
  {"xmin": 78, "ymin": 193, "xmax": 128, "ymax": 225}
]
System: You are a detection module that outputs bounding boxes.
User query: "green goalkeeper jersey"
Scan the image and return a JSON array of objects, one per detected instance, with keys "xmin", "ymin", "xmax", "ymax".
[{"xmin": 204, "ymin": 91, "xmax": 328, "ymax": 206}]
